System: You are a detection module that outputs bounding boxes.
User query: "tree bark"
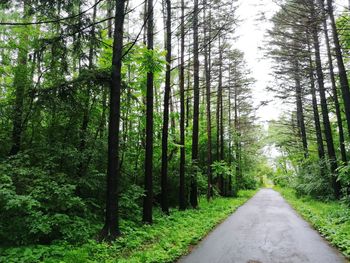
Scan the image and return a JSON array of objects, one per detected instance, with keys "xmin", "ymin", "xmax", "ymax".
[
  {"xmin": 100, "ymin": 0, "xmax": 125, "ymax": 241},
  {"xmin": 160, "ymin": 0, "xmax": 171, "ymax": 215},
  {"xmin": 294, "ymin": 61, "xmax": 308, "ymax": 158},
  {"xmin": 311, "ymin": 19, "xmax": 341, "ymax": 199},
  {"xmin": 326, "ymin": 0, "xmax": 350, "ymax": 138},
  {"xmin": 307, "ymin": 40, "xmax": 326, "ymax": 170},
  {"xmin": 143, "ymin": 0, "xmax": 154, "ymax": 223},
  {"xmin": 190, "ymin": 0, "xmax": 199, "ymax": 209},
  {"xmin": 320, "ymin": 0, "xmax": 347, "ymax": 164},
  {"xmin": 179, "ymin": 0, "xmax": 186, "ymax": 210},
  {"xmin": 204, "ymin": 0, "xmax": 213, "ymax": 201}
]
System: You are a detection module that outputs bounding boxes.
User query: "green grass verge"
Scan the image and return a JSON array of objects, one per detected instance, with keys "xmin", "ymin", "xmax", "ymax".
[
  {"xmin": 0, "ymin": 190, "xmax": 256, "ymax": 263},
  {"xmin": 275, "ymin": 187, "xmax": 350, "ymax": 259}
]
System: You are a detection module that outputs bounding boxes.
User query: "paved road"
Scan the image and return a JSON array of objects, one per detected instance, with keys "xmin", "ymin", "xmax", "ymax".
[{"xmin": 178, "ymin": 188, "xmax": 348, "ymax": 263}]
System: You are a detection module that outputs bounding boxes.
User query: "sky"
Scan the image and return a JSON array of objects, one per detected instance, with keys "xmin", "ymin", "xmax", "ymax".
[
  {"xmin": 235, "ymin": 0, "xmax": 349, "ymax": 126},
  {"xmin": 235, "ymin": 0, "xmax": 280, "ymax": 125},
  {"xmin": 234, "ymin": 0, "xmax": 349, "ymax": 161}
]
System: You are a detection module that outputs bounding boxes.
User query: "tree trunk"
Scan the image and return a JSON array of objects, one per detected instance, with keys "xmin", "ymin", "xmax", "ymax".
[
  {"xmin": 190, "ymin": 0, "xmax": 199, "ymax": 209},
  {"xmin": 100, "ymin": 0, "xmax": 125, "ymax": 241},
  {"xmin": 326, "ymin": 0, "xmax": 350, "ymax": 138},
  {"xmin": 217, "ymin": 36, "xmax": 224, "ymax": 195},
  {"xmin": 311, "ymin": 20, "xmax": 341, "ymax": 199},
  {"xmin": 107, "ymin": 0, "xmax": 114, "ymax": 38},
  {"xmin": 320, "ymin": 1, "xmax": 347, "ymax": 164},
  {"xmin": 160, "ymin": 0, "xmax": 171, "ymax": 215},
  {"xmin": 234, "ymin": 81, "xmax": 241, "ymax": 188},
  {"xmin": 179, "ymin": 0, "xmax": 186, "ymax": 210},
  {"xmin": 204, "ymin": 0, "xmax": 213, "ymax": 201},
  {"xmin": 143, "ymin": 0, "xmax": 154, "ymax": 223},
  {"xmin": 307, "ymin": 39, "xmax": 326, "ymax": 174},
  {"xmin": 294, "ymin": 61, "xmax": 308, "ymax": 158}
]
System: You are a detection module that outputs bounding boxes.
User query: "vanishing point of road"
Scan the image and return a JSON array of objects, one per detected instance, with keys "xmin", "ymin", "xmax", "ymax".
[{"xmin": 179, "ymin": 188, "xmax": 348, "ymax": 263}]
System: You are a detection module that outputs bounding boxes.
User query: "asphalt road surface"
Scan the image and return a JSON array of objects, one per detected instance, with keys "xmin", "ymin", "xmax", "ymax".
[{"xmin": 178, "ymin": 188, "xmax": 348, "ymax": 263}]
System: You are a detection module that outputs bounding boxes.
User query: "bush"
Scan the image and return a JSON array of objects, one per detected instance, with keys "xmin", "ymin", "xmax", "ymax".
[
  {"xmin": 0, "ymin": 154, "xmax": 93, "ymax": 245},
  {"xmin": 295, "ymin": 159, "xmax": 334, "ymax": 199}
]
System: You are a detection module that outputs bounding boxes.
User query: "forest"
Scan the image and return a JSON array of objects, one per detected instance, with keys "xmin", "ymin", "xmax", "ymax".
[{"xmin": 0, "ymin": 0, "xmax": 349, "ymax": 262}]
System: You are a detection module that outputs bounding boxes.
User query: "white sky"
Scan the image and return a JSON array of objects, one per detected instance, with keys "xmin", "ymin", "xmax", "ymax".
[
  {"xmin": 234, "ymin": 0, "xmax": 348, "ymax": 161},
  {"xmin": 234, "ymin": 0, "xmax": 349, "ymax": 126},
  {"xmin": 235, "ymin": 0, "xmax": 287, "ymax": 126}
]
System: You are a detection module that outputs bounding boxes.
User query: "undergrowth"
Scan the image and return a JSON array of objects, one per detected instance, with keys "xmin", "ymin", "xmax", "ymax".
[{"xmin": 0, "ymin": 190, "xmax": 256, "ymax": 263}]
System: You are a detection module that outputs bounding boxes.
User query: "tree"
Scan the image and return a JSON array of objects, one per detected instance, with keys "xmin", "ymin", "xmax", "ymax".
[
  {"xmin": 160, "ymin": 0, "xmax": 171, "ymax": 215},
  {"xmin": 326, "ymin": 0, "xmax": 350, "ymax": 137},
  {"xmin": 204, "ymin": 0, "xmax": 213, "ymax": 200},
  {"xmin": 143, "ymin": 0, "xmax": 154, "ymax": 224},
  {"xmin": 179, "ymin": 0, "xmax": 187, "ymax": 210},
  {"xmin": 100, "ymin": 0, "xmax": 126, "ymax": 240},
  {"xmin": 190, "ymin": 0, "xmax": 199, "ymax": 209},
  {"xmin": 310, "ymin": 1, "xmax": 341, "ymax": 198}
]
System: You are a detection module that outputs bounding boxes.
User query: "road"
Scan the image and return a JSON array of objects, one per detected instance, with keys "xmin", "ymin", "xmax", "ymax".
[{"xmin": 178, "ymin": 188, "xmax": 347, "ymax": 263}]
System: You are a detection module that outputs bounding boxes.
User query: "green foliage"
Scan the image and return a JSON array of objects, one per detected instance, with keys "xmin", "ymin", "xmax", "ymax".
[
  {"xmin": 0, "ymin": 190, "xmax": 256, "ymax": 263},
  {"xmin": 338, "ymin": 163, "xmax": 350, "ymax": 204},
  {"xmin": 0, "ymin": 154, "xmax": 96, "ymax": 245},
  {"xmin": 211, "ymin": 161, "xmax": 231, "ymax": 181},
  {"xmin": 294, "ymin": 159, "xmax": 334, "ymax": 199},
  {"xmin": 277, "ymin": 187, "xmax": 350, "ymax": 258}
]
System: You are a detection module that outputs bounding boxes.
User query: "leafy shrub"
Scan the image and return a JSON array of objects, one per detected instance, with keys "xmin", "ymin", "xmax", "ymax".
[
  {"xmin": 0, "ymin": 154, "xmax": 93, "ymax": 245},
  {"xmin": 295, "ymin": 159, "xmax": 334, "ymax": 199}
]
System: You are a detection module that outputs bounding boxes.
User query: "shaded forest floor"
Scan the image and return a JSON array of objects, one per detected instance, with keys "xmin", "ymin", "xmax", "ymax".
[
  {"xmin": 276, "ymin": 187, "xmax": 350, "ymax": 259},
  {"xmin": 0, "ymin": 190, "xmax": 256, "ymax": 263}
]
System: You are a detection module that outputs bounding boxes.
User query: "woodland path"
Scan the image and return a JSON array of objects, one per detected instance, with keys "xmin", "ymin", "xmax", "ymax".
[{"xmin": 178, "ymin": 188, "xmax": 347, "ymax": 263}]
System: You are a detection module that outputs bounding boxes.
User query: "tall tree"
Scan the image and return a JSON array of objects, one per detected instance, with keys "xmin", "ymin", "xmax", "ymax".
[
  {"xmin": 307, "ymin": 37, "xmax": 326, "ymax": 175},
  {"xmin": 100, "ymin": 0, "xmax": 126, "ymax": 240},
  {"xmin": 143, "ymin": 0, "xmax": 154, "ymax": 223},
  {"xmin": 326, "ymin": 0, "xmax": 350, "ymax": 137},
  {"xmin": 293, "ymin": 60, "xmax": 308, "ymax": 158},
  {"xmin": 204, "ymin": 0, "xmax": 213, "ymax": 200},
  {"xmin": 160, "ymin": 0, "xmax": 171, "ymax": 215},
  {"xmin": 319, "ymin": 0, "xmax": 347, "ymax": 164},
  {"xmin": 310, "ymin": 1, "xmax": 341, "ymax": 198},
  {"xmin": 190, "ymin": 0, "xmax": 199, "ymax": 209},
  {"xmin": 179, "ymin": 0, "xmax": 186, "ymax": 210}
]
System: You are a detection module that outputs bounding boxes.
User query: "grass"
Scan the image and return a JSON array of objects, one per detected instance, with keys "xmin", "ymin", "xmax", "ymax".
[
  {"xmin": 275, "ymin": 187, "xmax": 350, "ymax": 259},
  {"xmin": 0, "ymin": 190, "xmax": 256, "ymax": 263}
]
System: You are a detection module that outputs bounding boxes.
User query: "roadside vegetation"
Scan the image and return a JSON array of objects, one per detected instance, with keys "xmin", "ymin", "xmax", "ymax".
[{"xmin": 0, "ymin": 190, "xmax": 256, "ymax": 263}]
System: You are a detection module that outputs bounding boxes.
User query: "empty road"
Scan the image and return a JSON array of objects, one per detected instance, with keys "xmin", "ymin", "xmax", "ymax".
[{"xmin": 179, "ymin": 188, "xmax": 347, "ymax": 263}]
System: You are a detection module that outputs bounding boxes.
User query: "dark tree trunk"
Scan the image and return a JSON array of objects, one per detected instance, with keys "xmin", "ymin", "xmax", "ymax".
[
  {"xmin": 179, "ymin": 0, "xmax": 186, "ymax": 210},
  {"xmin": 294, "ymin": 61, "xmax": 308, "ymax": 158},
  {"xmin": 307, "ymin": 40, "xmax": 326, "ymax": 170},
  {"xmin": 311, "ymin": 21, "xmax": 341, "ymax": 199},
  {"xmin": 190, "ymin": 0, "xmax": 199, "ymax": 209},
  {"xmin": 160, "ymin": 0, "xmax": 171, "ymax": 215},
  {"xmin": 204, "ymin": 0, "xmax": 213, "ymax": 201},
  {"xmin": 326, "ymin": 0, "xmax": 350, "ymax": 138},
  {"xmin": 100, "ymin": 0, "xmax": 125, "ymax": 241},
  {"xmin": 320, "ymin": 1, "xmax": 347, "ymax": 164},
  {"xmin": 217, "ymin": 37, "xmax": 224, "ymax": 195},
  {"xmin": 143, "ymin": 0, "xmax": 154, "ymax": 223},
  {"xmin": 107, "ymin": 0, "xmax": 114, "ymax": 38},
  {"xmin": 228, "ymin": 67, "xmax": 233, "ymax": 196},
  {"xmin": 234, "ymin": 83, "xmax": 241, "ymax": 188}
]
